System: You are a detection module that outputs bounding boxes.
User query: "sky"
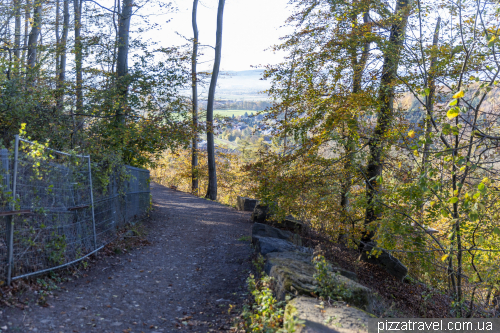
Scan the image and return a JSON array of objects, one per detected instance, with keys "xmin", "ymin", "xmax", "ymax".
[{"xmin": 147, "ymin": 0, "xmax": 294, "ymax": 72}]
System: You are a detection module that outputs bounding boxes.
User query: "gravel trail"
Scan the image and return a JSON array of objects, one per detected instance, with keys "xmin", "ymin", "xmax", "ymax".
[{"xmin": 1, "ymin": 182, "xmax": 253, "ymax": 332}]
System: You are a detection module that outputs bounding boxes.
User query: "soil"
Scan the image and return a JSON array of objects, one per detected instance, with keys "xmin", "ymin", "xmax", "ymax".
[{"xmin": 0, "ymin": 183, "xmax": 254, "ymax": 332}]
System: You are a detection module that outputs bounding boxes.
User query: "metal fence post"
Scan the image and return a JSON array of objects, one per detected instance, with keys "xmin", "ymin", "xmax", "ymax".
[
  {"xmin": 1, "ymin": 148, "xmax": 9, "ymax": 284},
  {"xmin": 6, "ymin": 135, "xmax": 19, "ymax": 285},
  {"xmin": 87, "ymin": 156, "xmax": 97, "ymax": 249}
]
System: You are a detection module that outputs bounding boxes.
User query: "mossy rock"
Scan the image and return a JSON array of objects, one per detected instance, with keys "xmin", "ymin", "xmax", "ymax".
[
  {"xmin": 326, "ymin": 274, "xmax": 372, "ymax": 312},
  {"xmin": 265, "ymin": 251, "xmax": 371, "ymax": 311},
  {"xmin": 267, "ymin": 255, "xmax": 317, "ymax": 301},
  {"xmin": 285, "ymin": 296, "xmax": 374, "ymax": 333}
]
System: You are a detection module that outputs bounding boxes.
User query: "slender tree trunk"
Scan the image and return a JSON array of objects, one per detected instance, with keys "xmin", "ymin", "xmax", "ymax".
[
  {"xmin": 55, "ymin": 0, "xmax": 60, "ymax": 77},
  {"xmin": 421, "ymin": 17, "xmax": 441, "ymax": 171},
  {"xmin": 14, "ymin": 0, "xmax": 21, "ymax": 69},
  {"xmin": 115, "ymin": 0, "xmax": 132, "ymax": 125},
  {"xmin": 22, "ymin": 0, "xmax": 30, "ymax": 68},
  {"xmin": 361, "ymin": 0, "xmax": 411, "ymax": 250},
  {"xmin": 74, "ymin": 0, "xmax": 83, "ymax": 114},
  {"xmin": 205, "ymin": 0, "xmax": 225, "ymax": 200},
  {"xmin": 111, "ymin": 0, "xmax": 119, "ymax": 74},
  {"xmin": 26, "ymin": 0, "xmax": 42, "ymax": 70},
  {"xmin": 191, "ymin": 0, "xmax": 199, "ymax": 195},
  {"xmin": 283, "ymin": 50, "xmax": 296, "ymax": 153},
  {"xmin": 56, "ymin": 0, "xmax": 69, "ymax": 111},
  {"xmin": 340, "ymin": 11, "xmax": 370, "ymax": 234}
]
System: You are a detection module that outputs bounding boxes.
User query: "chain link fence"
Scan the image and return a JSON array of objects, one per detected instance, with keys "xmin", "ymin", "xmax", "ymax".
[{"xmin": 0, "ymin": 136, "xmax": 150, "ymax": 284}]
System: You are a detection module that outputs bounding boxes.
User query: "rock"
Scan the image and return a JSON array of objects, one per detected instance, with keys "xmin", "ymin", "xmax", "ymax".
[
  {"xmin": 254, "ymin": 236, "xmax": 312, "ymax": 256},
  {"xmin": 284, "ymin": 296, "xmax": 374, "ymax": 333},
  {"xmin": 324, "ymin": 273, "xmax": 373, "ymax": 311},
  {"xmin": 265, "ymin": 252, "xmax": 317, "ymax": 300},
  {"xmin": 359, "ymin": 242, "xmax": 408, "ymax": 281},
  {"xmin": 330, "ymin": 265, "xmax": 358, "ymax": 282},
  {"xmin": 251, "ymin": 203, "xmax": 270, "ymax": 223},
  {"xmin": 282, "ymin": 215, "xmax": 304, "ymax": 232},
  {"xmin": 265, "ymin": 251, "xmax": 314, "ymax": 267},
  {"xmin": 236, "ymin": 196, "xmax": 258, "ymax": 211},
  {"xmin": 252, "ymin": 222, "xmax": 302, "ymax": 246},
  {"xmin": 264, "ymin": 251, "xmax": 369, "ymax": 310}
]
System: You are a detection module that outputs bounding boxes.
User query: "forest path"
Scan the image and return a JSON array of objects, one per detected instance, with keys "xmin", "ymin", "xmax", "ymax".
[{"xmin": 2, "ymin": 182, "xmax": 254, "ymax": 333}]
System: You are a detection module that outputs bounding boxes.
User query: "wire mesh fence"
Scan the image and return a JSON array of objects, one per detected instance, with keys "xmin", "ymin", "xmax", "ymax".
[{"xmin": 0, "ymin": 136, "xmax": 150, "ymax": 284}]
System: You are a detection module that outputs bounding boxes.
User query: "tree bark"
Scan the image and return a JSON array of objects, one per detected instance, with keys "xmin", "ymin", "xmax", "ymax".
[
  {"xmin": 26, "ymin": 0, "xmax": 42, "ymax": 70},
  {"xmin": 361, "ymin": 0, "xmax": 411, "ymax": 250},
  {"xmin": 14, "ymin": 0, "xmax": 21, "ymax": 65},
  {"xmin": 205, "ymin": 0, "xmax": 225, "ymax": 200},
  {"xmin": 191, "ymin": 0, "xmax": 199, "ymax": 195},
  {"xmin": 115, "ymin": 0, "xmax": 133, "ymax": 125},
  {"xmin": 22, "ymin": 0, "xmax": 31, "ymax": 68},
  {"xmin": 55, "ymin": 0, "xmax": 60, "ymax": 76},
  {"xmin": 341, "ymin": 11, "xmax": 371, "ymax": 224},
  {"xmin": 74, "ymin": 0, "xmax": 83, "ymax": 114},
  {"xmin": 421, "ymin": 17, "xmax": 441, "ymax": 170},
  {"xmin": 57, "ymin": 0, "xmax": 69, "ymax": 110}
]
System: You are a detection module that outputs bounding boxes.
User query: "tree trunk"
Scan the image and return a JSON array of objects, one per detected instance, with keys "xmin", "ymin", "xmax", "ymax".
[
  {"xmin": 74, "ymin": 0, "xmax": 83, "ymax": 114},
  {"xmin": 191, "ymin": 0, "xmax": 199, "ymax": 195},
  {"xmin": 14, "ymin": 0, "xmax": 21, "ymax": 65},
  {"xmin": 26, "ymin": 0, "xmax": 42, "ymax": 70},
  {"xmin": 57, "ymin": 0, "xmax": 69, "ymax": 110},
  {"xmin": 205, "ymin": 0, "xmax": 225, "ymax": 200},
  {"xmin": 361, "ymin": 0, "xmax": 411, "ymax": 250},
  {"xmin": 421, "ymin": 17, "xmax": 441, "ymax": 170},
  {"xmin": 22, "ymin": 0, "xmax": 31, "ymax": 68},
  {"xmin": 55, "ymin": 0, "xmax": 60, "ymax": 77},
  {"xmin": 115, "ymin": 0, "xmax": 132, "ymax": 125},
  {"xmin": 340, "ymin": 11, "xmax": 370, "ymax": 236}
]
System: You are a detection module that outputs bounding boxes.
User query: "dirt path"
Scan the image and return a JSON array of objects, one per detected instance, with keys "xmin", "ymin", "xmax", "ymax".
[{"xmin": 1, "ymin": 183, "xmax": 254, "ymax": 332}]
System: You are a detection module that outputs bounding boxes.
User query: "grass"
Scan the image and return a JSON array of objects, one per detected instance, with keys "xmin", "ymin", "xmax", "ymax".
[{"xmin": 238, "ymin": 235, "xmax": 252, "ymax": 242}]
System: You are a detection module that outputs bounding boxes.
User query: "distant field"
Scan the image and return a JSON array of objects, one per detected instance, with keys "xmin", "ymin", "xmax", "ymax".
[{"xmin": 214, "ymin": 110, "xmax": 264, "ymax": 117}]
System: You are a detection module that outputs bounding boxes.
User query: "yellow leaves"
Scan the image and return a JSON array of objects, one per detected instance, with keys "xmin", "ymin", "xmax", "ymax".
[
  {"xmin": 441, "ymin": 254, "xmax": 449, "ymax": 262},
  {"xmin": 452, "ymin": 90, "xmax": 464, "ymax": 99},
  {"xmin": 407, "ymin": 130, "xmax": 415, "ymax": 138},
  {"xmin": 447, "ymin": 107, "xmax": 460, "ymax": 119}
]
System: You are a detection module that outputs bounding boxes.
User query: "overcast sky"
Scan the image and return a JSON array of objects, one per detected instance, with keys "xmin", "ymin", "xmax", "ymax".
[{"xmin": 150, "ymin": 0, "xmax": 294, "ymax": 71}]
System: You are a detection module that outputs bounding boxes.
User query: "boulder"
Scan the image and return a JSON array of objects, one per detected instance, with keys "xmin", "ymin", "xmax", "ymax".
[
  {"xmin": 284, "ymin": 296, "xmax": 373, "ymax": 333},
  {"xmin": 359, "ymin": 242, "xmax": 408, "ymax": 281},
  {"xmin": 251, "ymin": 203, "xmax": 270, "ymax": 223},
  {"xmin": 282, "ymin": 215, "xmax": 304, "ymax": 232},
  {"xmin": 265, "ymin": 252, "xmax": 357, "ymax": 281},
  {"xmin": 265, "ymin": 251, "xmax": 313, "ymax": 267},
  {"xmin": 323, "ymin": 274, "xmax": 373, "ymax": 311},
  {"xmin": 264, "ymin": 251, "xmax": 371, "ymax": 311},
  {"xmin": 254, "ymin": 236, "xmax": 312, "ymax": 256},
  {"xmin": 252, "ymin": 222, "xmax": 302, "ymax": 246},
  {"xmin": 266, "ymin": 252, "xmax": 318, "ymax": 300},
  {"xmin": 236, "ymin": 196, "xmax": 258, "ymax": 212}
]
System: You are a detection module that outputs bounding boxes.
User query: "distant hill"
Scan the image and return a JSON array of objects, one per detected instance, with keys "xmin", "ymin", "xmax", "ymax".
[{"xmin": 199, "ymin": 69, "xmax": 271, "ymax": 101}]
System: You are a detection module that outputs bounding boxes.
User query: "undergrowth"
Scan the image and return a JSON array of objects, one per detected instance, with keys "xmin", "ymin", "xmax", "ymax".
[
  {"xmin": 232, "ymin": 254, "xmax": 304, "ymax": 333},
  {"xmin": 313, "ymin": 255, "xmax": 353, "ymax": 302}
]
